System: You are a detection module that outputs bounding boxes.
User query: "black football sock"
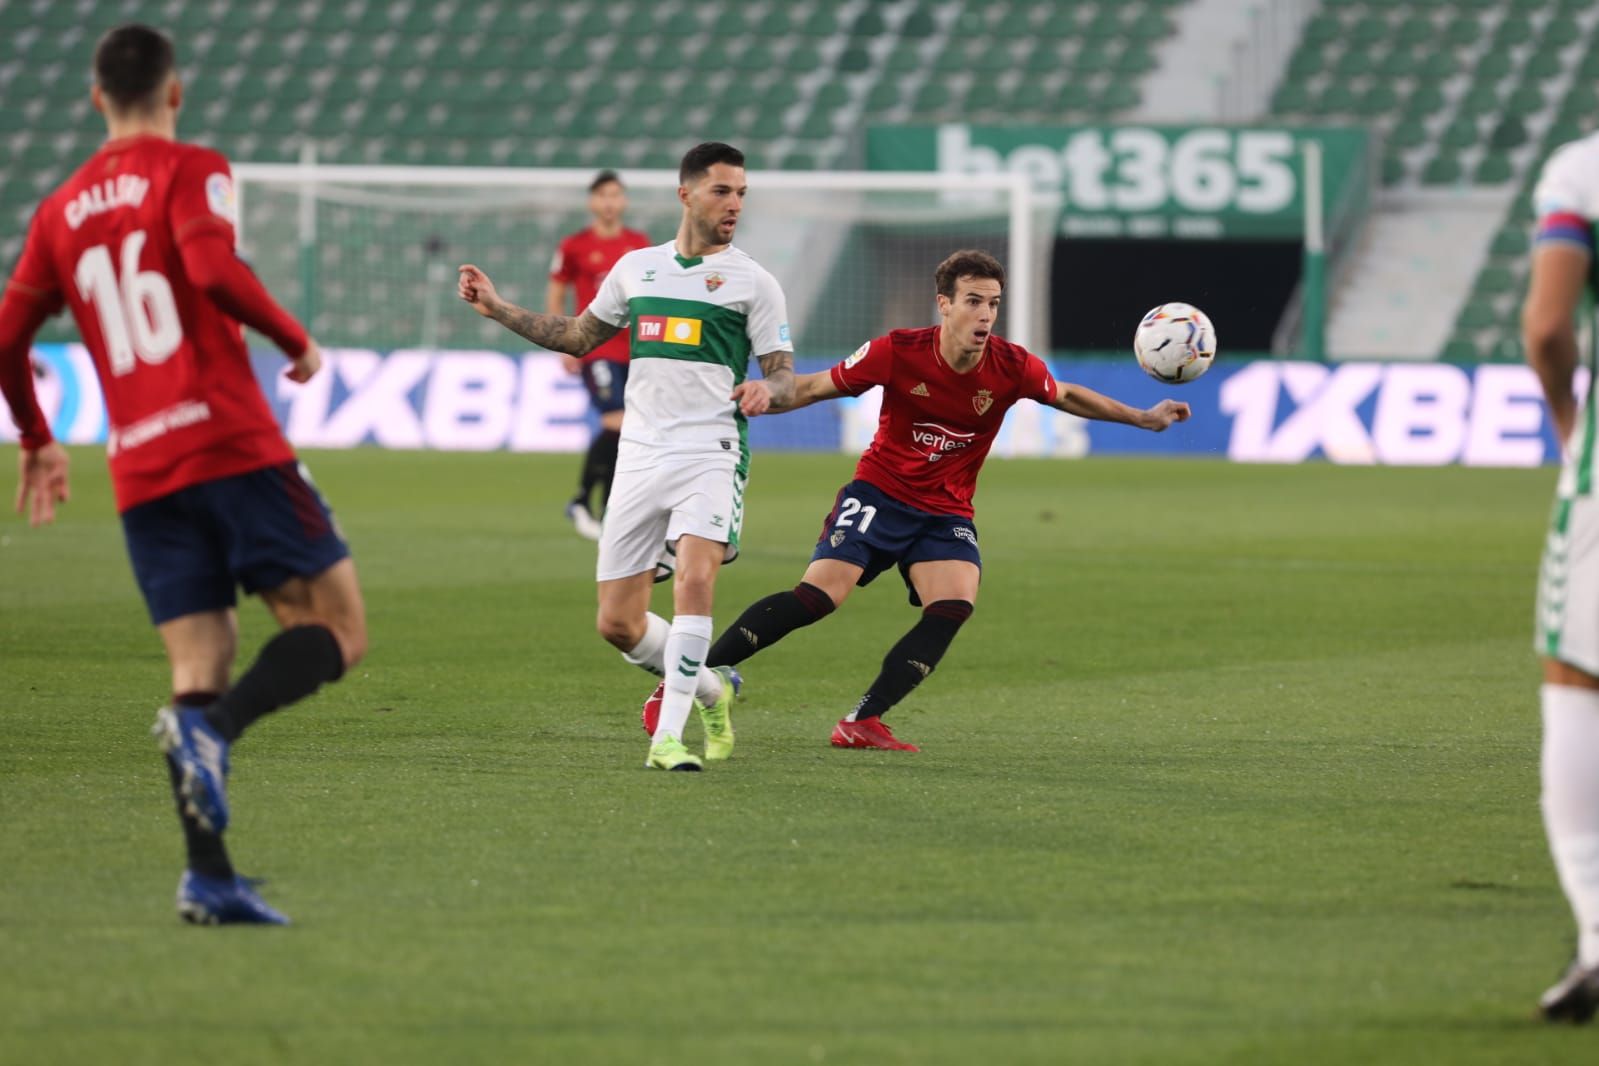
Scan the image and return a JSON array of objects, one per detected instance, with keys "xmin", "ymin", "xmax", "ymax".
[
  {"xmin": 707, "ymin": 582, "xmax": 836, "ymax": 667},
  {"xmin": 203, "ymin": 625, "xmax": 345, "ymax": 743},
  {"xmin": 166, "ymin": 752, "xmax": 235, "ymax": 878},
  {"xmin": 851, "ymin": 600, "xmax": 973, "ymax": 720},
  {"xmin": 577, "ymin": 430, "xmax": 620, "ymax": 513}
]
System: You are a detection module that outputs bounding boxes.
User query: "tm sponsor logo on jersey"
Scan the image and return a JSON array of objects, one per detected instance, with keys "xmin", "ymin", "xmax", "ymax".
[
  {"xmin": 911, "ymin": 421, "xmax": 978, "ymax": 461},
  {"xmin": 636, "ymin": 315, "xmax": 702, "ymax": 345},
  {"xmin": 64, "ymin": 174, "xmax": 151, "ymax": 230}
]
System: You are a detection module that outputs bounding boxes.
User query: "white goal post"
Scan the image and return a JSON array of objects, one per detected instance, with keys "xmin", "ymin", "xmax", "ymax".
[{"xmin": 231, "ymin": 158, "xmax": 1040, "ymax": 356}]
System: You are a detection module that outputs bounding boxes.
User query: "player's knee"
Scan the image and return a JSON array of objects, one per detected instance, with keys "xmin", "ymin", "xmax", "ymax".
[
  {"xmin": 596, "ymin": 608, "xmax": 643, "ymax": 650},
  {"xmin": 925, "ymin": 599, "xmax": 974, "ymax": 626}
]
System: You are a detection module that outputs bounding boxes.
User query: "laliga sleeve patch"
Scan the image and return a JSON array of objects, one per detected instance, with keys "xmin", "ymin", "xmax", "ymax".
[
  {"xmin": 778, "ymin": 323, "xmax": 791, "ymax": 344},
  {"xmin": 549, "ymin": 249, "xmax": 563, "ymax": 273},
  {"xmin": 843, "ymin": 342, "xmax": 869, "ymax": 369},
  {"xmin": 205, "ymin": 172, "xmax": 237, "ymax": 224}
]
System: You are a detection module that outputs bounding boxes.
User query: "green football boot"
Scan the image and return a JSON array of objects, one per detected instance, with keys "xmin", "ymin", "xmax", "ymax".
[
  {"xmin": 646, "ymin": 735, "xmax": 703, "ymax": 772},
  {"xmin": 697, "ymin": 666, "xmax": 739, "ymax": 762}
]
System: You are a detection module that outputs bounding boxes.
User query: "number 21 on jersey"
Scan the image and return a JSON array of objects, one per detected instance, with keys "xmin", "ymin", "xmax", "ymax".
[{"xmin": 74, "ymin": 229, "xmax": 182, "ymax": 375}]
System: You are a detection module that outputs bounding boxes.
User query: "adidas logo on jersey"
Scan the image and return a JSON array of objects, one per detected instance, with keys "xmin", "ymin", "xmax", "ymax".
[{"xmin": 911, "ymin": 382, "xmax": 930, "ymax": 397}]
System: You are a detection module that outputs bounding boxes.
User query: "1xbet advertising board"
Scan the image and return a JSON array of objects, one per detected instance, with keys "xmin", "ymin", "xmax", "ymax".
[{"xmin": 0, "ymin": 346, "xmax": 1568, "ymax": 468}]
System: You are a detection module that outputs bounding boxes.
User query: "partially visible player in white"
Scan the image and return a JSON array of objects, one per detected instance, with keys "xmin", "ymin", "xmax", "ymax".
[
  {"xmin": 1524, "ymin": 130, "xmax": 1599, "ymax": 1022},
  {"xmin": 458, "ymin": 142, "xmax": 795, "ymax": 771}
]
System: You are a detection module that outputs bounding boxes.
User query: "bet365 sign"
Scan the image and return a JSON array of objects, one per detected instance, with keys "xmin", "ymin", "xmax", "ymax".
[{"xmin": 868, "ymin": 124, "xmax": 1371, "ymax": 240}]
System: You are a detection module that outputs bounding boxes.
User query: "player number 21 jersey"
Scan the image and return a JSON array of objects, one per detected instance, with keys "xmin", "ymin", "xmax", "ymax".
[
  {"xmin": 830, "ymin": 327, "xmax": 1057, "ymax": 518},
  {"xmin": 587, "ymin": 240, "xmax": 791, "ymax": 464}
]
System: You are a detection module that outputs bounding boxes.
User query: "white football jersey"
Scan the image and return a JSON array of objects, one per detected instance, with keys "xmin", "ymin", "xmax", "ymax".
[{"xmin": 588, "ymin": 241, "xmax": 791, "ymax": 465}]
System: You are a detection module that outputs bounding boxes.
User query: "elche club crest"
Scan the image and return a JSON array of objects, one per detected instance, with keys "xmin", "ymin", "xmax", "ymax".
[
  {"xmin": 972, "ymin": 389, "xmax": 993, "ymax": 415},
  {"xmin": 705, "ymin": 272, "xmax": 726, "ymax": 293}
]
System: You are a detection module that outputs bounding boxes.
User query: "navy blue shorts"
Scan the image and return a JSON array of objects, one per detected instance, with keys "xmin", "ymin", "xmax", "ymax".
[
  {"xmin": 583, "ymin": 358, "xmax": 628, "ymax": 414},
  {"xmin": 120, "ymin": 461, "xmax": 350, "ymax": 625},
  {"xmin": 810, "ymin": 479, "xmax": 981, "ymax": 605}
]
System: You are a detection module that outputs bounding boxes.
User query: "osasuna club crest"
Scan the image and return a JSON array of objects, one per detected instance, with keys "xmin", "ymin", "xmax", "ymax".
[
  {"xmin": 972, "ymin": 389, "xmax": 994, "ymax": 415},
  {"xmin": 830, "ymin": 529, "xmax": 847, "ymax": 548},
  {"xmin": 704, "ymin": 272, "xmax": 726, "ymax": 293}
]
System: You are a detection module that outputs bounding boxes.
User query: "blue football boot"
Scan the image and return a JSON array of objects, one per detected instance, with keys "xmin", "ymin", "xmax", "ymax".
[
  {"xmin": 176, "ymin": 870, "xmax": 289, "ymax": 926},
  {"xmin": 153, "ymin": 706, "xmax": 231, "ymax": 833}
]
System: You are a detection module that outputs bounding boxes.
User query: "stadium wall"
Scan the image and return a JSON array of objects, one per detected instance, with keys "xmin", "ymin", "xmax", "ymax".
[{"xmin": 1, "ymin": 347, "xmax": 1568, "ymax": 469}]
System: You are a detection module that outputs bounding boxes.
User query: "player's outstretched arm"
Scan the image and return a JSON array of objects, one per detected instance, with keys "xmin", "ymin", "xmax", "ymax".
[
  {"xmin": 458, "ymin": 264, "xmax": 620, "ymax": 357},
  {"xmin": 1524, "ymin": 242, "xmax": 1588, "ymax": 446},
  {"xmin": 1051, "ymin": 381, "xmax": 1190, "ymax": 431},
  {"xmin": 763, "ymin": 370, "xmax": 843, "ymax": 414},
  {"xmin": 731, "ymin": 351, "xmax": 798, "ymax": 416}
]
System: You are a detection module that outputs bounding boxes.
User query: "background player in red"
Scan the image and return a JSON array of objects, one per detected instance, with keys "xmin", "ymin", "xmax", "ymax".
[
  {"xmin": 645, "ymin": 249, "xmax": 1188, "ymax": 750},
  {"xmin": 546, "ymin": 170, "xmax": 650, "ymax": 539},
  {"xmin": 0, "ymin": 25, "xmax": 367, "ymax": 924}
]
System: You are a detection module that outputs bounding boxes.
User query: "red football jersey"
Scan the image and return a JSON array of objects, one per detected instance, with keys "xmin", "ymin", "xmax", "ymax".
[
  {"xmin": 9, "ymin": 134, "xmax": 297, "ymax": 511},
  {"xmin": 549, "ymin": 226, "xmax": 650, "ymax": 363},
  {"xmin": 830, "ymin": 327, "xmax": 1057, "ymax": 517}
]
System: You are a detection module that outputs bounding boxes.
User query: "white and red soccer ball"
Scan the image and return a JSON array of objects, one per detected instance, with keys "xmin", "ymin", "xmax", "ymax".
[{"xmin": 1133, "ymin": 302, "xmax": 1217, "ymax": 384}]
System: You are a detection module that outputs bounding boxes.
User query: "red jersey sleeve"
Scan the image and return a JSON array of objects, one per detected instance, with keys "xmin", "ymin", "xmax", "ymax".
[
  {"xmin": 0, "ymin": 210, "xmax": 64, "ymax": 448},
  {"xmin": 1022, "ymin": 351, "xmax": 1058, "ymax": 405},
  {"xmin": 549, "ymin": 236, "xmax": 577, "ymax": 283},
  {"xmin": 830, "ymin": 336, "xmax": 894, "ymax": 396},
  {"xmin": 169, "ymin": 147, "xmax": 238, "ymax": 246}
]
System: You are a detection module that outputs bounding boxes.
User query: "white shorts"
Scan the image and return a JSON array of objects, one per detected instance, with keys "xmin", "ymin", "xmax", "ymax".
[
  {"xmin": 1540, "ymin": 479, "xmax": 1599, "ymax": 672},
  {"xmin": 595, "ymin": 452, "xmax": 746, "ymax": 582}
]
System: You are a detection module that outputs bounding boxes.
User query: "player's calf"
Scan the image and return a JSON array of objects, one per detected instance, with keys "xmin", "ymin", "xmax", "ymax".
[
  {"xmin": 706, "ymin": 582, "xmax": 836, "ymax": 668},
  {"xmin": 848, "ymin": 599, "xmax": 973, "ymax": 723},
  {"xmin": 202, "ymin": 624, "xmax": 346, "ymax": 743}
]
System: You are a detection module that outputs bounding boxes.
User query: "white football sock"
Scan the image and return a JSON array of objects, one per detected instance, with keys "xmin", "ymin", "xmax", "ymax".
[
  {"xmin": 654, "ymin": 615, "xmax": 713, "ymax": 743},
  {"xmin": 1541, "ymin": 683, "xmax": 1599, "ymax": 967},
  {"xmin": 621, "ymin": 612, "xmax": 670, "ymax": 677}
]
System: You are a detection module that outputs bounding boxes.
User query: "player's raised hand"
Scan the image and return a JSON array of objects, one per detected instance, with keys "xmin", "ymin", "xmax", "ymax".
[
  {"xmin": 286, "ymin": 338, "xmax": 324, "ymax": 383},
  {"xmin": 458, "ymin": 264, "xmax": 501, "ymax": 318},
  {"xmin": 1142, "ymin": 399, "xmax": 1192, "ymax": 431},
  {"xmin": 15, "ymin": 441, "xmax": 69, "ymax": 527},
  {"xmin": 731, "ymin": 380, "xmax": 773, "ymax": 417}
]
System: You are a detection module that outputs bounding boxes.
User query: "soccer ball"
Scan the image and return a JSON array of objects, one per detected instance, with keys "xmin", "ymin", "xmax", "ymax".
[{"xmin": 1133, "ymin": 302, "xmax": 1217, "ymax": 384}]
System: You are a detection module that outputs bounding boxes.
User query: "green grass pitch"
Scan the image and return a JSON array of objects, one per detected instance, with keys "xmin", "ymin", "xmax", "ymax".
[{"xmin": 2, "ymin": 448, "xmax": 1595, "ymax": 1064}]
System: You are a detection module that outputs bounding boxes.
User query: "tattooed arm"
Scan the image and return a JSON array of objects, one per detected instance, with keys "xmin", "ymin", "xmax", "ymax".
[
  {"xmin": 730, "ymin": 351, "xmax": 796, "ymax": 416},
  {"xmin": 458, "ymin": 263, "xmax": 621, "ymax": 356}
]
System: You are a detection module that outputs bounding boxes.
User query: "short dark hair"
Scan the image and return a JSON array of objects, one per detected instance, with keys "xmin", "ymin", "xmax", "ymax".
[
  {"xmin": 679, "ymin": 142, "xmax": 745, "ymax": 186},
  {"xmin": 934, "ymin": 249, "xmax": 1006, "ymax": 298},
  {"xmin": 589, "ymin": 169, "xmax": 622, "ymax": 193},
  {"xmin": 94, "ymin": 24, "xmax": 175, "ymax": 111}
]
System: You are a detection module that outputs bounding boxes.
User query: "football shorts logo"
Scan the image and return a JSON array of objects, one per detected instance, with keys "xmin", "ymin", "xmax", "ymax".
[
  {"xmin": 705, "ymin": 272, "xmax": 726, "ymax": 292},
  {"xmin": 952, "ymin": 526, "xmax": 978, "ymax": 546},
  {"xmin": 830, "ymin": 529, "xmax": 847, "ymax": 548},
  {"xmin": 972, "ymin": 389, "xmax": 994, "ymax": 416},
  {"xmin": 636, "ymin": 315, "xmax": 702, "ymax": 345},
  {"xmin": 843, "ymin": 342, "xmax": 869, "ymax": 369},
  {"xmin": 205, "ymin": 172, "xmax": 237, "ymax": 224}
]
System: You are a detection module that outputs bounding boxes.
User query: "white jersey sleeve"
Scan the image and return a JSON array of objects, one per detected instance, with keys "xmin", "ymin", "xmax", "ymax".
[
  {"xmin": 586, "ymin": 251, "xmax": 632, "ymax": 327},
  {"xmin": 744, "ymin": 266, "xmax": 792, "ymax": 355},
  {"xmin": 1534, "ymin": 136, "xmax": 1599, "ymax": 219}
]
